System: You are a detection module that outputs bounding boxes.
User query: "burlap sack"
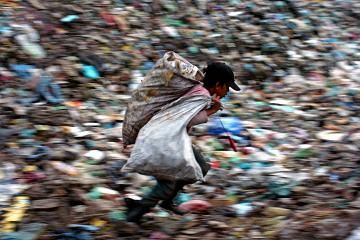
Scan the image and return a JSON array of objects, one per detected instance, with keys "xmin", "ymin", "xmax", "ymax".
[{"xmin": 122, "ymin": 51, "xmax": 204, "ymax": 146}]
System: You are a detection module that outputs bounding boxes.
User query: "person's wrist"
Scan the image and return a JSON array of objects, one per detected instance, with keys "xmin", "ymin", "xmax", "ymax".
[
  {"xmin": 206, "ymin": 107, "xmax": 218, "ymax": 116},
  {"xmin": 206, "ymin": 109, "xmax": 213, "ymax": 116}
]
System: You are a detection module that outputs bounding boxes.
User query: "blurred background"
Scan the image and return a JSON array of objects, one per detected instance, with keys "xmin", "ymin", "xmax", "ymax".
[{"xmin": 0, "ymin": 0, "xmax": 359, "ymax": 239}]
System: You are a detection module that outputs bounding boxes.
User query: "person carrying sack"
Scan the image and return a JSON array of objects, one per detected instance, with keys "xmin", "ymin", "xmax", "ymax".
[{"xmin": 122, "ymin": 55, "xmax": 241, "ymax": 223}]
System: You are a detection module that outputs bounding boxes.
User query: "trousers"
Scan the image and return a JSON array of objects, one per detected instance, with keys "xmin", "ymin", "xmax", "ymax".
[{"xmin": 141, "ymin": 145, "xmax": 210, "ymax": 207}]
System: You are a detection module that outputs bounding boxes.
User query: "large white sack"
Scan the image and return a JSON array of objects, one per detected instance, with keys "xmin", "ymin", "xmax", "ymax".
[{"xmin": 122, "ymin": 95, "xmax": 211, "ymax": 182}]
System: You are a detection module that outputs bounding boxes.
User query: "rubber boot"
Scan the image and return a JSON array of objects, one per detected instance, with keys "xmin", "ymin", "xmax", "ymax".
[{"xmin": 124, "ymin": 198, "xmax": 151, "ymax": 223}]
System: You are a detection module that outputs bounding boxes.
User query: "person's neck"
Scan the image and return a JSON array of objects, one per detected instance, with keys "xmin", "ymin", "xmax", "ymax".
[{"xmin": 205, "ymin": 87, "xmax": 215, "ymax": 96}]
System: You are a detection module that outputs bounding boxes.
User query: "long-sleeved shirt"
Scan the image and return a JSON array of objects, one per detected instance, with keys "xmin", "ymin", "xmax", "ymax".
[{"xmin": 183, "ymin": 84, "xmax": 210, "ymax": 129}]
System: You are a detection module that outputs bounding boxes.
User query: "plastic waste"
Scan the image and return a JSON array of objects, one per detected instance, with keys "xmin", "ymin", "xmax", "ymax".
[
  {"xmin": 179, "ymin": 200, "xmax": 212, "ymax": 213},
  {"xmin": 84, "ymin": 150, "xmax": 105, "ymax": 161},
  {"xmin": 207, "ymin": 117, "xmax": 243, "ymax": 136},
  {"xmin": 346, "ymin": 228, "xmax": 360, "ymax": 240},
  {"xmin": 1, "ymin": 196, "xmax": 30, "ymax": 232},
  {"xmin": 25, "ymin": 145, "xmax": 49, "ymax": 161},
  {"xmin": 108, "ymin": 211, "xmax": 126, "ymax": 221},
  {"xmin": 61, "ymin": 15, "xmax": 80, "ymax": 23},
  {"xmin": 35, "ymin": 73, "xmax": 64, "ymax": 104},
  {"xmin": 48, "ymin": 161, "xmax": 79, "ymax": 176},
  {"xmin": 232, "ymin": 202, "xmax": 254, "ymax": 216},
  {"xmin": 14, "ymin": 35, "xmax": 46, "ymax": 59},
  {"xmin": 81, "ymin": 65, "xmax": 100, "ymax": 79},
  {"xmin": 0, "ymin": 0, "xmax": 359, "ymax": 238},
  {"xmin": 0, "ymin": 223, "xmax": 47, "ymax": 240},
  {"xmin": 175, "ymin": 193, "xmax": 192, "ymax": 205},
  {"xmin": 87, "ymin": 187, "xmax": 120, "ymax": 200},
  {"xmin": 9, "ymin": 64, "xmax": 35, "ymax": 80}
]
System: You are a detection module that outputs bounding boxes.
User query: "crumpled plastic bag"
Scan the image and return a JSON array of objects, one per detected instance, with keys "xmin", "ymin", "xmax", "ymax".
[
  {"xmin": 122, "ymin": 51, "xmax": 204, "ymax": 146},
  {"xmin": 179, "ymin": 199, "xmax": 212, "ymax": 213},
  {"xmin": 122, "ymin": 95, "xmax": 211, "ymax": 182}
]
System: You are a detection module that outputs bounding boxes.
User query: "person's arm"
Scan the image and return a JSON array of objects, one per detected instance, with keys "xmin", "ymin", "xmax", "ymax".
[
  {"xmin": 187, "ymin": 96, "xmax": 222, "ymax": 129},
  {"xmin": 205, "ymin": 96, "xmax": 222, "ymax": 116},
  {"xmin": 188, "ymin": 110, "xmax": 208, "ymax": 128}
]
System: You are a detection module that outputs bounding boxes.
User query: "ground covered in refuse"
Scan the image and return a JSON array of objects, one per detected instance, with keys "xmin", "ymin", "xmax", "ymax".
[{"xmin": 1, "ymin": 0, "xmax": 359, "ymax": 239}]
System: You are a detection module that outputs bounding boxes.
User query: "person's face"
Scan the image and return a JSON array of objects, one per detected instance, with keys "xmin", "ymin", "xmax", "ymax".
[{"xmin": 215, "ymin": 82, "xmax": 229, "ymax": 98}]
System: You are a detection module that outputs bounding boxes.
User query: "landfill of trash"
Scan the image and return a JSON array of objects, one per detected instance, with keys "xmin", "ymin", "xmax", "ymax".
[{"xmin": 0, "ymin": 0, "xmax": 359, "ymax": 239}]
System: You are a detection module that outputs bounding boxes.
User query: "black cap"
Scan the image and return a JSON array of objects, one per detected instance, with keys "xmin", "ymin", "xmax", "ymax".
[{"xmin": 204, "ymin": 62, "xmax": 240, "ymax": 91}]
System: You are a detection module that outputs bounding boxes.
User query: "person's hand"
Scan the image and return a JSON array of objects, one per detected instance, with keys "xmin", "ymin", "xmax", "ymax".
[
  {"xmin": 212, "ymin": 95, "xmax": 222, "ymax": 111},
  {"xmin": 206, "ymin": 95, "xmax": 222, "ymax": 116}
]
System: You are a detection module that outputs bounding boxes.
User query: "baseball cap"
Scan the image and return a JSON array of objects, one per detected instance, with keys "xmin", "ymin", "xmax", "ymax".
[{"xmin": 204, "ymin": 62, "xmax": 241, "ymax": 91}]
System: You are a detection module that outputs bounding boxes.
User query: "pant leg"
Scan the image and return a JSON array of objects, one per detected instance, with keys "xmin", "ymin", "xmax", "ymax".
[
  {"xmin": 160, "ymin": 180, "xmax": 188, "ymax": 205},
  {"xmin": 192, "ymin": 145, "xmax": 210, "ymax": 177},
  {"xmin": 141, "ymin": 179, "xmax": 179, "ymax": 207},
  {"xmin": 141, "ymin": 146, "xmax": 209, "ymax": 207},
  {"xmin": 160, "ymin": 147, "xmax": 210, "ymax": 204}
]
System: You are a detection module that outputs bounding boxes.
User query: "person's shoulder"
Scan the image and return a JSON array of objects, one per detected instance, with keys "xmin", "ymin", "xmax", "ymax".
[{"xmin": 186, "ymin": 84, "xmax": 210, "ymax": 97}]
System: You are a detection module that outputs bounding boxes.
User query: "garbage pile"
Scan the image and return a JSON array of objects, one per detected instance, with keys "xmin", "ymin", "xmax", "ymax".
[{"xmin": 1, "ymin": 0, "xmax": 359, "ymax": 239}]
